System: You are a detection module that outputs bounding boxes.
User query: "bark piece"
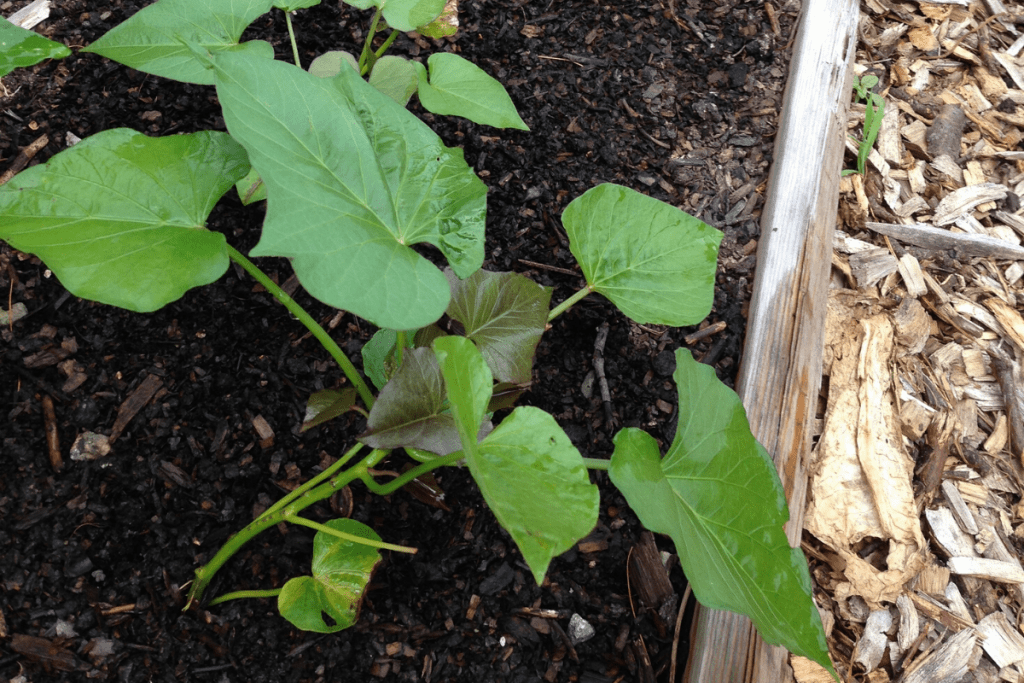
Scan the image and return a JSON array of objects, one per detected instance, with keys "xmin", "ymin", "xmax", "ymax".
[
  {"xmin": 866, "ymin": 221, "xmax": 1024, "ymax": 261},
  {"xmin": 926, "ymin": 104, "xmax": 966, "ymax": 161},
  {"xmin": 109, "ymin": 374, "xmax": 164, "ymax": 444}
]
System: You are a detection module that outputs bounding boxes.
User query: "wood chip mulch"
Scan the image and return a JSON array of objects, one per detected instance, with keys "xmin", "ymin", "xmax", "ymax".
[{"xmin": 798, "ymin": 2, "xmax": 1024, "ymax": 681}]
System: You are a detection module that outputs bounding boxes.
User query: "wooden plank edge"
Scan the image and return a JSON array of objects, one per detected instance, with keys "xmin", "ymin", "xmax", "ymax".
[{"xmin": 683, "ymin": 0, "xmax": 859, "ymax": 681}]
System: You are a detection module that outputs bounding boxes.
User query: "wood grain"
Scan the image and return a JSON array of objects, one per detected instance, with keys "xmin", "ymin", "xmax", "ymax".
[{"xmin": 683, "ymin": 0, "xmax": 859, "ymax": 680}]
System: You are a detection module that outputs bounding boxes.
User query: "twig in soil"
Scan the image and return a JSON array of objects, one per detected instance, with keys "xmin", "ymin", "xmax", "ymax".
[
  {"xmin": 0, "ymin": 134, "xmax": 49, "ymax": 186},
  {"xmin": 517, "ymin": 259, "xmax": 578, "ymax": 276},
  {"xmin": 683, "ymin": 320, "xmax": 726, "ymax": 345},
  {"xmin": 43, "ymin": 395, "xmax": 61, "ymax": 472},
  {"xmin": 548, "ymin": 619, "xmax": 580, "ymax": 663},
  {"xmin": 669, "ymin": 584, "xmax": 693, "ymax": 683},
  {"xmin": 593, "ymin": 322, "xmax": 615, "ymax": 428}
]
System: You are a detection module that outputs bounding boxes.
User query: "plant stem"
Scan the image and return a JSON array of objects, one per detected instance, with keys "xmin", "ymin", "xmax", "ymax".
[
  {"xmin": 227, "ymin": 246, "xmax": 375, "ymax": 409},
  {"xmin": 186, "ymin": 448, "xmax": 382, "ymax": 609},
  {"xmin": 261, "ymin": 442, "xmax": 365, "ymax": 521},
  {"xmin": 582, "ymin": 457, "xmax": 610, "ymax": 471},
  {"xmin": 374, "ymin": 30, "xmax": 399, "ymax": 58},
  {"xmin": 285, "ymin": 515, "xmax": 417, "ymax": 553},
  {"xmin": 358, "ymin": 8, "xmax": 383, "ymax": 75},
  {"xmin": 208, "ymin": 588, "xmax": 282, "ymax": 606},
  {"xmin": 395, "ymin": 329, "xmax": 406, "ymax": 367},
  {"xmin": 360, "ymin": 450, "xmax": 465, "ymax": 495},
  {"xmin": 284, "ymin": 11, "xmax": 302, "ymax": 68},
  {"xmin": 548, "ymin": 286, "xmax": 592, "ymax": 322}
]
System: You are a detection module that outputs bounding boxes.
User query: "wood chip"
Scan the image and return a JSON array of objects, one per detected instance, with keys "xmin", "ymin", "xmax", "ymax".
[
  {"xmin": 866, "ymin": 222, "xmax": 1024, "ymax": 260},
  {"xmin": 251, "ymin": 415, "xmax": 275, "ymax": 449},
  {"xmin": 947, "ymin": 556, "xmax": 1024, "ymax": 583},
  {"xmin": 108, "ymin": 374, "xmax": 164, "ymax": 444}
]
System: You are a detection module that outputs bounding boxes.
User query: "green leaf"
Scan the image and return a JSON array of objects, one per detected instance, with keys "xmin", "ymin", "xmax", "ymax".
[
  {"xmin": 0, "ymin": 17, "xmax": 70, "ymax": 78},
  {"xmin": 82, "ymin": 0, "xmax": 275, "ymax": 85},
  {"xmin": 472, "ymin": 407, "xmax": 599, "ymax": 584},
  {"xmin": 434, "ymin": 336, "xmax": 598, "ymax": 584},
  {"xmin": 235, "ymin": 167, "xmax": 267, "ymax": 205},
  {"xmin": 368, "ymin": 55, "xmax": 419, "ymax": 105},
  {"xmin": 0, "ymin": 128, "xmax": 250, "ymax": 312},
  {"xmin": 301, "ymin": 388, "xmax": 358, "ymax": 431},
  {"xmin": 562, "ymin": 183, "xmax": 722, "ymax": 326},
  {"xmin": 213, "ymin": 50, "xmax": 486, "ymax": 329},
  {"xmin": 415, "ymin": 53, "xmax": 528, "ymax": 130},
  {"xmin": 445, "ymin": 268, "xmax": 550, "ymax": 385},
  {"xmin": 274, "ymin": 0, "xmax": 321, "ymax": 10},
  {"xmin": 343, "ymin": 0, "xmax": 446, "ymax": 32},
  {"xmin": 360, "ymin": 347, "xmax": 464, "ymax": 455},
  {"xmin": 432, "ymin": 335, "xmax": 491, "ymax": 451},
  {"xmin": 608, "ymin": 349, "xmax": 834, "ymax": 676},
  {"xmin": 308, "ymin": 50, "xmax": 358, "ymax": 78},
  {"xmin": 416, "ymin": 0, "xmax": 458, "ymax": 38},
  {"xmin": 277, "ymin": 519, "xmax": 382, "ymax": 633},
  {"xmin": 362, "ymin": 328, "xmax": 399, "ymax": 390}
]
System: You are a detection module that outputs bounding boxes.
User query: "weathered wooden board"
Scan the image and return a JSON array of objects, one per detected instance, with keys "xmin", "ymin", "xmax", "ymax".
[{"xmin": 683, "ymin": 0, "xmax": 859, "ymax": 680}]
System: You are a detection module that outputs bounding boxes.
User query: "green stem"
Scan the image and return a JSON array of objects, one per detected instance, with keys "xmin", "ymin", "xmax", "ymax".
[
  {"xmin": 548, "ymin": 286, "xmax": 592, "ymax": 322},
  {"xmin": 285, "ymin": 515, "xmax": 417, "ymax": 553},
  {"xmin": 227, "ymin": 246, "xmax": 375, "ymax": 409},
  {"xmin": 358, "ymin": 8, "xmax": 383, "ymax": 75},
  {"xmin": 582, "ymin": 457, "xmax": 610, "ymax": 471},
  {"xmin": 262, "ymin": 442, "xmax": 365, "ymax": 521},
  {"xmin": 395, "ymin": 329, "xmax": 406, "ymax": 367},
  {"xmin": 208, "ymin": 588, "xmax": 282, "ymax": 606},
  {"xmin": 374, "ymin": 29, "xmax": 399, "ymax": 58},
  {"xmin": 360, "ymin": 450, "xmax": 465, "ymax": 496},
  {"xmin": 284, "ymin": 11, "xmax": 301, "ymax": 68},
  {"xmin": 186, "ymin": 449, "xmax": 383, "ymax": 609}
]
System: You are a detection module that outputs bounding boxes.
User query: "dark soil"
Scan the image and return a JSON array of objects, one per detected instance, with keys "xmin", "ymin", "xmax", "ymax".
[{"xmin": 0, "ymin": 0, "xmax": 794, "ymax": 680}]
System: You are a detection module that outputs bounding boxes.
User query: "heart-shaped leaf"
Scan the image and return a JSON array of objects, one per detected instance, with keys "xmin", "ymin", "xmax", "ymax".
[
  {"xmin": 0, "ymin": 128, "xmax": 250, "ymax": 312},
  {"xmin": 434, "ymin": 336, "xmax": 598, "ymax": 584},
  {"xmin": 445, "ymin": 268, "xmax": 550, "ymax": 385},
  {"xmin": 415, "ymin": 53, "xmax": 528, "ymax": 130},
  {"xmin": 369, "ymin": 55, "xmax": 418, "ymax": 105},
  {"xmin": 277, "ymin": 519, "xmax": 382, "ymax": 633},
  {"xmin": 608, "ymin": 349, "xmax": 834, "ymax": 676},
  {"xmin": 0, "ymin": 17, "xmax": 70, "ymax": 78},
  {"xmin": 301, "ymin": 388, "xmax": 358, "ymax": 431},
  {"xmin": 562, "ymin": 183, "xmax": 722, "ymax": 326},
  {"xmin": 82, "ymin": 0, "xmax": 275, "ymax": 85},
  {"xmin": 343, "ymin": 0, "xmax": 446, "ymax": 32},
  {"xmin": 213, "ymin": 50, "xmax": 486, "ymax": 329}
]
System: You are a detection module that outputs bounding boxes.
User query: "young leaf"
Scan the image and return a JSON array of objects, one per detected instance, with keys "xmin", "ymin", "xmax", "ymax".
[
  {"xmin": 608, "ymin": 349, "xmax": 834, "ymax": 676},
  {"xmin": 83, "ymin": 0, "xmax": 276, "ymax": 85},
  {"xmin": 0, "ymin": 129, "xmax": 250, "ymax": 312},
  {"xmin": 445, "ymin": 269, "xmax": 551, "ymax": 385},
  {"xmin": 416, "ymin": 0, "xmax": 458, "ymax": 38},
  {"xmin": 368, "ymin": 55, "xmax": 419, "ymax": 105},
  {"xmin": 562, "ymin": 183, "xmax": 723, "ymax": 326},
  {"xmin": 0, "ymin": 17, "xmax": 70, "ymax": 78},
  {"xmin": 212, "ymin": 50, "xmax": 486, "ymax": 329},
  {"xmin": 434, "ymin": 336, "xmax": 598, "ymax": 584},
  {"xmin": 432, "ymin": 335, "xmax": 492, "ymax": 450},
  {"xmin": 308, "ymin": 50, "xmax": 358, "ymax": 78},
  {"xmin": 415, "ymin": 53, "xmax": 529, "ymax": 130},
  {"xmin": 301, "ymin": 388, "xmax": 358, "ymax": 431},
  {"xmin": 343, "ymin": 0, "xmax": 446, "ymax": 32},
  {"xmin": 277, "ymin": 519, "xmax": 382, "ymax": 633},
  {"xmin": 359, "ymin": 347, "xmax": 462, "ymax": 455}
]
